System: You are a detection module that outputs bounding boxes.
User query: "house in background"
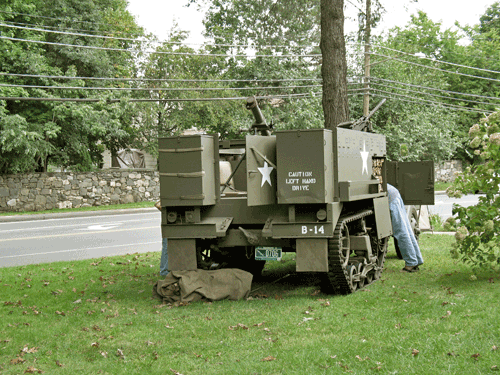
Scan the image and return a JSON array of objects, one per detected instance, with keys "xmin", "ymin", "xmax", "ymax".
[{"xmin": 102, "ymin": 149, "xmax": 157, "ymax": 169}]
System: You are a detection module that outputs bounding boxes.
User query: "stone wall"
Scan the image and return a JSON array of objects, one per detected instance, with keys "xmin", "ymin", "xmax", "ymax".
[
  {"xmin": 435, "ymin": 160, "xmax": 463, "ymax": 182},
  {"xmin": 0, "ymin": 160, "xmax": 465, "ymax": 213},
  {"xmin": 0, "ymin": 169, "xmax": 159, "ymax": 213}
]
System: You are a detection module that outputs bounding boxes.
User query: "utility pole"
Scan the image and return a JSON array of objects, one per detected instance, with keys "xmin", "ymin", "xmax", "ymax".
[{"xmin": 363, "ymin": 0, "xmax": 371, "ymax": 117}]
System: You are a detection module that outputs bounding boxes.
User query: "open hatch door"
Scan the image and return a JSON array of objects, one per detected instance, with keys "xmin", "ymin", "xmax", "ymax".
[{"xmin": 386, "ymin": 161, "xmax": 435, "ymax": 205}]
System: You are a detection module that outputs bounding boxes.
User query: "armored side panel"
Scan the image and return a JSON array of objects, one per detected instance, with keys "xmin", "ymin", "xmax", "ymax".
[
  {"xmin": 386, "ymin": 161, "xmax": 435, "ymax": 205},
  {"xmin": 246, "ymin": 135, "xmax": 277, "ymax": 206},
  {"xmin": 158, "ymin": 135, "xmax": 218, "ymax": 207},
  {"xmin": 337, "ymin": 128, "xmax": 386, "ymax": 201},
  {"xmin": 373, "ymin": 196, "xmax": 393, "ymax": 239},
  {"xmin": 276, "ymin": 129, "xmax": 334, "ymax": 204}
]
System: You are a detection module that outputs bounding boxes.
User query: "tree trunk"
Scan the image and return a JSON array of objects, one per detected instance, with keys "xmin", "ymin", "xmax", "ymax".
[{"xmin": 320, "ymin": 0, "xmax": 350, "ymax": 129}]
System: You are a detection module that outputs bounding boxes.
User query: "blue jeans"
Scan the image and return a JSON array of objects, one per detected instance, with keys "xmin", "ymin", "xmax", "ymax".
[
  {"xmin": 160, "ymin": 238, "xmax": 169, "ymax": 276},
  {"xmin": 387, "ymin": 184, "xmax": 424, "ymax": 267}
]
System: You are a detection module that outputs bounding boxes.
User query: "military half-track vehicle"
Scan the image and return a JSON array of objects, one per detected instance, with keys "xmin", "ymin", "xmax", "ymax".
[{"xmin": 158, "ymin": 97, "xmax": 434, "ymax": 294}]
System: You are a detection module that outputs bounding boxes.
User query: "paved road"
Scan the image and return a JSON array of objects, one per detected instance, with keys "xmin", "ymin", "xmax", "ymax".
[
  {"xmin": 0, "ymin": 210, "xmax": 161, "ymax": 268},
  {"xmin": 0, "ymin": 192, "xmax": 482, "ymax": 268},
  {"xmin": 427, "ymin": 193, "xmax": 483, "ymax": 220}
]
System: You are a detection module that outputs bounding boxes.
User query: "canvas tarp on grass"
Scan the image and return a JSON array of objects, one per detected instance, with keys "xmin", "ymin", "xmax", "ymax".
[{"xmin": 153, "ymin": 269, "xmax": 253, "ymax": 303}]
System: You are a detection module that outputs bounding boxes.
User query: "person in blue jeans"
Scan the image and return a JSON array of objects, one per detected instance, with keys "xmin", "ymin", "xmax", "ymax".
[
  {"xmin": 160, "ymin": 237, "xmax": 169, "ymax": 276},
  {"xmin": 387, "ymin": 184, "xmax": 424, "ymax": 272},
  {"xmin": 156, "ymin": 201, "xmax": 169, "ymax": 276}
]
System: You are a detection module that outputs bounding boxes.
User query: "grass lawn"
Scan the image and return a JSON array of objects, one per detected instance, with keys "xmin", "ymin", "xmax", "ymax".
[
  {"xmin": 434, "ymin": 181, "xmax": 452, "ymax": 192},
  {"xmin": 1, "ymin": 234, "xmax": 499, "ymax": 374}
]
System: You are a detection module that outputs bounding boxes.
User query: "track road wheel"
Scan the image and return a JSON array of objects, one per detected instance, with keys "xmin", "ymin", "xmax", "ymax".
[{"xmin": 321, "ymin": 210, "xmax": 374, "ymax": 295}]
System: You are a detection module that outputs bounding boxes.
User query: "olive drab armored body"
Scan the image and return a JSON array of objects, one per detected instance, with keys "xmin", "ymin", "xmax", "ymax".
[{"xmin": 158, "ymin": 97, "xmax": 434, "ymax": 294}]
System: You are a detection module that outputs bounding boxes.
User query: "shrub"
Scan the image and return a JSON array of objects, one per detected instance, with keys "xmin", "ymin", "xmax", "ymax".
[{"xmin": 448, "ymin": 111, "xmax": 500, "ymax": 268}]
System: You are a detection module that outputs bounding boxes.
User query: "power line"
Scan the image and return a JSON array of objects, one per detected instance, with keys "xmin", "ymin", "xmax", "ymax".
[
  {"xmin": 0, "ymin": 10, "xmax": 123, "ymax": 29},
  {"xmin": 0, "ymin": 23, "xmax": 144, "ymax": 44},
  {"xmin": 0, "ymin": 22, "xmax": 321, "ymax": 50},
  {"xmin": 370, "ymin": 82, "xmax": 497, "ymax": 108},
  {"xmin": 370, "ymin": 52, "xmax": 500, "ymax": 83},
  {"xmin": 371, "ymin": 93, "xmax": 494, "ymax": 115},
  {"xmin": 0, "ymin": 91, "xmax": 374, "ymax": 103},
  {"xmin": 0, "ymin": 36, "xmax": 322, "ymax": 59},
  {"xmin": 0, "ymin": 83, "xmax": 325, "ymax": 92},
  {"xmin": 371, "ymin": 89, "xmax": 494, "ymax": 114},
  {"xmin": 371, "ymin": 43, "xmax": 500, "ymax": 75},
  {"xmin": 0, "ymin": 20, "xmax": 129, "ymax": 37},
  {"xmin": 0, "ymin": 72, "xmax": 324, "ymax": 84},
  {"xmin": 370, "ymin": 77, "xmax": 500, "ymax": 102}
]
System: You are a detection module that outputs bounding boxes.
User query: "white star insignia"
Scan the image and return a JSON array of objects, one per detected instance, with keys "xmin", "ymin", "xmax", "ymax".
[
  {"xmin": 360, "ymin": 141, "xmax": 369, "ymax": 175},
  {"xmin": 258, "ymin": 161, "xmax": 274, "ymax": 187}
]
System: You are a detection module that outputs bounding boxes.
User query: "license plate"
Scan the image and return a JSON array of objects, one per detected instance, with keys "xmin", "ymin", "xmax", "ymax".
[{"xmin": 255, "ymin": 246, "xmax": 282, "ymax": 261}]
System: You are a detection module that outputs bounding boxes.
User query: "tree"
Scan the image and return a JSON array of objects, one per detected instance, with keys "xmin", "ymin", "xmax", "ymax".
[
  {"xmin": 320, "ymin": 0, "xmax": 350, "ymax": 128},
  {"xmin": 448, "ymin": 111, "xmax": 500, "ymax": 268},
  {"xmin": 186, "ymin": 0, "xmax": 324, "ymax": 134},
  {"xmin": 365, "ymin": 12, "xmax": 466, "ymax": 162},
  {"xmin": 0, "ymin": 0, "xmax": 143, "ymax": 173},
  {"xmin": 479, "ymin": 1, "xmax": 500, "ymax": 34}
]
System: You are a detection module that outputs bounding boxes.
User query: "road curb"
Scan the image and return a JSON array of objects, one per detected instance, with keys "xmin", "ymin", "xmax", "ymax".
[
  {"xmin": 0, "ymin": 192, "xmax": 450, "ymax": 223},
  {"xmin": 0, "ymin": 207, "xmax": 158, "ymax": 223}
]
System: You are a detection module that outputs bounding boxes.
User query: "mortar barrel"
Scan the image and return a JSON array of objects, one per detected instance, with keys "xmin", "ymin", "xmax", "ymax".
[{"xmin": 246, "ymin": 96, "xmax": 267, "ymax": 125}]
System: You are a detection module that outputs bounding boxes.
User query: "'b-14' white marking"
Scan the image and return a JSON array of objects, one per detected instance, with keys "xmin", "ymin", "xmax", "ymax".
[
  {"xmin": 258, "ymin": 161, "xmax": 274, "ymax": 187},
  {"xmin": 360, "ymin": 141, "xmax": 369, "ymax": 175}
]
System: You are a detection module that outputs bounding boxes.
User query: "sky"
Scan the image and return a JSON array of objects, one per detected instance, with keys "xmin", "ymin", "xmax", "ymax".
[{"xmin": 126, "ymin": 0, "xmax": 497, "ymax": 45}]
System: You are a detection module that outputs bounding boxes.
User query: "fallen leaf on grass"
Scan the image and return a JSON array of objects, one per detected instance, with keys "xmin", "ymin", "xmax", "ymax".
[
  {"xmin": 355, "ymin": 355, "xmax": 369, "ymax": 361},
  {"xmin": 492, "ymin": 365, "xmax": 499, "ymax": 371},
  {"xmin": 10, "ymin": 357, "xmax": 25, "ymax": 365},
  {"xmin": 229, "ymin": 323, "xmax": 248, "ymax": 330},
  {"xmin": 261, "ymin": 356, "xmax": 276, "ymax": 362},
  {"xmin": 441, "ymin": 311, "xmax": 452, "ymax": 319},
  {"xmin": 411, "ymin": 349, "xmax": 419, "ymax": 356},
  {"xmin": 492, "ymin": 345, "xmax": 498, "ymax": 351},
  {"xmin": 91, "ymin": 342, "xmax": 99, "ymax": 348},
  {"xmin": 21, "ymin": 345, "xmax": 38, "ymax": 354},
  {"xmin": 471, "ymin": 353, "xmax": 480, "ymax": 360},
  {"xmin": 100, "ymin": 351, "xmax": 108, "ymax": 358},
  {"xmin": 55, "ymin": 360, "xmax": 63, "ymax": 367},
  {"xmin": 447, "ymin": 352, "xmax": 458, "ymax": 357},
  {"xmin": 116, "ymin": 349, "xmax": 124, "ymax": 358},
  {"xmin": 170, "ymin": 369, "xmax": 183, "ymax": 375},
  {"xmin": 24, "ymin": 366, "xmax": 42, "ymax": 373},
  {"xmin": 55, "ymin": 311, "xmax": 65, "ymax": 316}
]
